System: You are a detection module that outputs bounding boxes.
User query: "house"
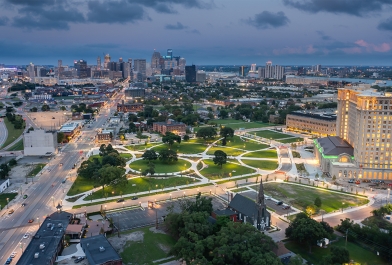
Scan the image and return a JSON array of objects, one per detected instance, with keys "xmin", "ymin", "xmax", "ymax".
[
  {"xmin": 228, "ymin": 180, "xmax": 271, "ymax": 231},
  {"xmin": 80, "ymin": 235, "xmax": 122, "ymax": 265}
]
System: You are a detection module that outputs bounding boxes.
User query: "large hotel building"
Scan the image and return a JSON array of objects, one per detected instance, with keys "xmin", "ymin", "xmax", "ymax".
[{"xmin": 314, "ymin": 84, "xmax": 392, "ymax": 180}]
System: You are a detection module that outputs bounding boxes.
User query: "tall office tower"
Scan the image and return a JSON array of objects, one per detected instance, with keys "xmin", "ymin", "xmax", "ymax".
[
  {"xmin": 104, "ymin": 54, "xmax": 111, "ymax": 69},
  {"xmin": 185, "ymin": 65, "xmax": 196, "ymax": 83},
  {"xmin": 164, "ymin": 59, "xmax": 177, "ymax": 70},
  {"xmin": 97, "ymin": 56, "xmax": 101, "ymax": 70},
  {"xmin": 258, "ymin": 67, "xmax": 265, "ymax": 79},
  {"xmin": 274, "ymin": 65, "xmax": 284, "ymax": 80},
  {"xmin": 315, "ymin": 84, "xmax": 392, "ymax": 180},
  {"xmin": 121, "ymin": 62, "xmax": 131, "ymax": 79},
  {"xmin": 119, "ymin": 57, "xmax": 123, "ymax": 63},
  {"xmin": 58, "ymin": 60, "xmax": 63, "ymax": 78},
  {"xmin": 28, "ymin": 63, "xmax": 35, "ymax": 79},
  {"xmin": 74, "ymin": 60, "xmax": 88, "ymax": 78},
  {"xmin": 179, "ymin": 58, "xmax": 186, "ymax": 71},
  {"xmin": 107, "ymin": 62, "xmax": 118, "ymax": 71},
  {"xmin": 250, "ymin": 64, "xmax": 257, "ymax": 72},
  {"xmin": 316, "ymin": 64, "xmax": 321, "ymax": 72},
  {"xmin": 133, "ymin": 59, "xmax": 146, "ymax": 80},
  {"xmin": 151, "ymin": 50, "xmax": 161, "ymax": 69},
  {"xmin": 265, "ymin": 61, "xmax": 273, "ymax": 78},
  {"xmin": 128, "ymin": 58, "xmax": 133, "ymax": 81},
  {"xmin": 297, "ymin": 66, "xmax": 304, "ymax": 75},
  {"xmin": 167, "ymin": 49, "xmax": 173, "ymax": 60},
  {"xmin": 239, "ymin": 66, "xmax": 245, "ymax": 77},
  {"xmin": 58, "ymin": 60, "xmax": 62, "ymax": 68}
]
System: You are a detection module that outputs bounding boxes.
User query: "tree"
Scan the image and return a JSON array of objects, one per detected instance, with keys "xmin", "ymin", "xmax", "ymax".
[
  {"xmin": 102, "ymin": 152, "xmax": 126, "ymax": 167},
  {"xmin": 95, "ymin": 165, "xmax": 126, "ymax": 192},
  {"xmin": 158, "ymin": 149, "xmax": 178, "ymax": 164},
  {"xmin": 8, "ymin": 159, "xmax": 17, "ymax": 167},
  {"xmin": 142, "ymin": 150, "xmax": 158, "ymax": 161},
  {"xmin": 57, "ymin": 132, "xmax": 65, "ymax": 143},
  {"xmin": 321, "ymin": 246, "xmax": 349, "ymax": 265},
  {"xmin": 213, "ymin": 150, "xmax": 227, "ymax": 168},
  {"xmin": 162, "ymin": 132, "xmax": 181, "ymax": 148},
  {"xmin": 183, "ymin": 135, "xmax": 190, "ymax": 141},
  {"xmin": 196, "ymin": 126, "xmax": 217, "ymax": 140},
  {"xmin": 288, "ymin": 255, "xmax": 303, "ymax": 265},
  {"xmin": 30, "ymin": 107, "xmax": 38, "ymax": 112},
  {"xmin": 314, "ymin": 197, "xmax": 322, "ymax": 208},
  {"xmin": 60, "ymin": 106, "xmax": 66, "ymax": 111},
  {"xmin": 285, "ymin": 214, "xmax": 328, "ymax": 253},
  {"xmin": 319, "ymin": 221, "xmax": 334, "ymax": 236},
  {"xmin": 219, "ymin": 126, "xmax": 234, "ymax": 139},
  {"xmin": 142, "ymin": 161, "xmax": 155, "ymax": 176},
  {"xmin": 77, "ymin": 158, "xmax": 102, "ymax": 179},
  {"xmin": 41, "ymin": 104, "xmax": 50, "ymax": 111},
  {"xmin": 218, "ymin": 109, "xmax": 229, "ymax": 119}
]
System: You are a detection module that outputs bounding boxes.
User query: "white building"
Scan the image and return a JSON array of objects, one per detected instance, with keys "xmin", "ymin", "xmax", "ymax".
[
  {"xmin": 23, "ymin": 130, "xmax": 58, "ymax": 156},
  {"xmin": 0, "ymin": 179, "xmax": 10, "ymax": 193}
]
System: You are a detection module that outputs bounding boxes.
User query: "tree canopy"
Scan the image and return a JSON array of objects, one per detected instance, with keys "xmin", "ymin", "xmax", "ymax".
[
  {"xmin": 196, "ymin": 127, "xmax": 217, "ymax": 140},
  {"xmin": 162, "ymin": 132, "xmax": 181, "ymax": 147},
  {"xmin": 158, "ymin": 149, "xmax": 178, "ymax": 164},
  {"xmin": 142, "ymin": 149, "xmax": 158, "ymax": 161},
  {"xmin": 213, "ymin": 150, "xmax": 227, "ymax": 168},
  {"xmin": 219, "ymin": 126, "xmax": 234, "ymax": 139}
]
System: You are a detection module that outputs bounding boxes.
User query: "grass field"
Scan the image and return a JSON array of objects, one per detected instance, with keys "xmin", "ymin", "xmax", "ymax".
[
  {"xmin": 152, "ymin": 142, "xmax": 207, "ymax": 154},
  {"xmin": 231, "ymin": 187, "xmax": 250, "ymax": 193},
  {"xmin": 206, "ymin": 146, "xmax": 245, "ymax": 156},
  {"xmin": 125, "ymin": 143, "xmax": 162, "ymax": 151},
  {"xmin": 278, "ymin": 137, "xmax": 304, "ymax": 143},
  {"xmin": 199, "ymin": 159, "xmax": 256, "ymax": 179},
  {"xmin": 6, "ymin": 139, "xmax": 24, "ymax": 151},
  {"xmin": 0, "ymin": 193, "xmax": 17, "ymax": 208},
  {"xmin": 225, "ymin": 136, "xmax": 269, "ymax": 151},
  {"xmin": 28, "ymin": 163, "xmax": 46, "ymax": 177},
  {"xmin": 242, "ymin": 149, "xmax": 277, "ymax": 159},
  {"xmin": 2, "ymin": 118, "xmax": 25, "ymax": 148},
  {"xmin": 208, "ymin": 119, "xmax": 273, "ymax": 130},
  {"xmin": 240, "ymin": 159, "xmax": 278, "ymax": 170},
  {"xmin": 67, "ymin": 176, "xmax": 96, "ymax": 196},
  {"xmin": 258, "ymin": 183, "xmax": 369, "ymax": 213},
  {"xmin": 254, "ymin": 130, "xmax": 292, "ymax": 140},
  {"xmin": 118, "ymin": 226, "xmax": 176, "ymax": 265},
  {"xmin": 128, "ymin": 159, "xmax": 191, "ymax": 173},
  {"xmin": 84, "ymin": 176, "xmax": 197, "ymax": 200},
  {"xmin": 285, "ymin": 238, "xmax": 387, "ymax": 265},
  {"xmin": 88, "ymin": 153, "xmax": 133, "ymax": 162}
]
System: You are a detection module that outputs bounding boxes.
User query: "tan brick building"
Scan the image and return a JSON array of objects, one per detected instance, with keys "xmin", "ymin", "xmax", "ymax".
[
  {"xmin": 153, "ymin": 120, "xmax": 186, "ymax": 135},
  {"xmin": 286, "ymin": 111, "xmax": 336, "ymax": 136}
]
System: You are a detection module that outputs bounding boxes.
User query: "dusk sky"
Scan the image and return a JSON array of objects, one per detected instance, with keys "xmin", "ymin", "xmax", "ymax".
[{"xmin": 1, "ymin": 0, "xmax": 392, "ymax": 66}]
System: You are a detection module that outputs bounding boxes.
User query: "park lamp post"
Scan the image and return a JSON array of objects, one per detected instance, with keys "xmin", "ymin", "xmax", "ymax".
[
  {"xmin": 6, "ymin": 198, "xmax": 9, "ymax": 209},
  {"xmin": 183, "ymin": 191, "xmax": 185, "ymax": 198},
  {"xmin": 341, "ymin": 202, "xmax": 345, "ymax": 213}
]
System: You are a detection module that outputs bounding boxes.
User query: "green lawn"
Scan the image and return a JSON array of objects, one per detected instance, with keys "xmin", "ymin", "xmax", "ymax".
[
  {"xmin": 240, "ymin": 159, "xmax": 278, "ymax": 170},
  {"xmin": 67, "ymin": 176, "xmax": 95, "ymax": 196},
  {"xmin": 129, "ymin": 159, "xmax": 191, "ymax": 173},
  {"xmin": 206, "ymin": 146, "xmax": 245, "ymax": 156},
  {"xmin": 254, "ymin": 130, "xmax": 293, "ymax": 140},
  {"xmin": 208, "ymin": 119, "xmax": 273, "ymax": 130},
  {"xmin": 231, "ymin": 187, "xmax": 249, "ymax": 193},
  {"xmin": 118, "ymin": 226, "xmax": 176, "ymax": 265},
  {"xmin": 88, "ymin": 153, "xmax": 132, "ymax": 162},
  {"xmin": 285, "ymin": 238, "xmax": 387, "ymax": 265},
  {"xmin": 278, "ymin": 137, "xmax": 304, "ymax": 143},
  {"xmin": 125, "ymin": 143, "xmax": 161, "ymax": 151},
  {"xmin": 226, "ymin": 136, "xmax": 270, "ymax": 151},
  {"xmin": 0, "ymin": 193, "xmax": 17, "ymax": 208},
  {"xmin": 259, "ymin": 183, "xmax": 369, "ymax": 213},
  {"xmin": 28, "ymin": 163, "xmax": 46, "ymax": 177},
  {"xmin": 2, "ymin": 118, "xmax": 25, "ymax": 148},
  {"xmin": 6, "ymin": 139, "xmax": 24, "ymax": 151},
  {"xmin": 84, "ymin": 177, "xmax": 196, "ymax": 200},
  {"xmin": 152, "ymin": 142, "xmax": 207, "ymax": 154},
  {"xmin": 243, "ymin": 149, "xmax": 278, "ymax": 159},
  {"xmin": 199, "ymin": 159, "xmax": 256, "ymax": 179}
]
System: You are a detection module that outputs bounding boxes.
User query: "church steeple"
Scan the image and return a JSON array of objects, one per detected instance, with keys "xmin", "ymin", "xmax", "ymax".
[{"xmin": 257, "ymin": 178, "xmax": 265, "ymax": 206}]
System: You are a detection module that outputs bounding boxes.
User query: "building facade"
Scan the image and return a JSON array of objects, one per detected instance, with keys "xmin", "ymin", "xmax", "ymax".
[
  {"xmin": 153, "ymin": 120, "xmax": 186, "ymax": 135},
  {"xmin": 286, "ymin": 111, "xmax": 337, "ymax": 136},
  {"xmin": 116, "ymin": 103, "xmax": 144, "ymax": 113},
  {"xmin": 185, "ymin": 65, "xmax": 196, "ymax": 83},
  {"xmin": 23, "ymin": 130, "xmax": 58, "ymax": 156}
]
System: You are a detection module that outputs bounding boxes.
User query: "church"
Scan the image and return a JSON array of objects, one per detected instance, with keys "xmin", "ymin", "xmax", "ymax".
[{"xmin": 227, "ymin": 179, "xmax": 271, "ymax": 231}]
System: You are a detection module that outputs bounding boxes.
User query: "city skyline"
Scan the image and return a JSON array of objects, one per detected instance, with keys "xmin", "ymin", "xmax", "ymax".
[{"xmin": 1, "ymin": 0, "xmax": 392, "ymax": 65}]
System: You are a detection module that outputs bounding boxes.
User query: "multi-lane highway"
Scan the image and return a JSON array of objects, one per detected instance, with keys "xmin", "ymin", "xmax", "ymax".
[{"xmin": 0, "ymin": 94, "xmax": 123, "ymax": 264}]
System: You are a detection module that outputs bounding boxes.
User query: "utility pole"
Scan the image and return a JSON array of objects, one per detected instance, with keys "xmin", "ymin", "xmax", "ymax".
[{"xmin": 345, "ymin": 229, "xmax": 348, "ymax": 249}]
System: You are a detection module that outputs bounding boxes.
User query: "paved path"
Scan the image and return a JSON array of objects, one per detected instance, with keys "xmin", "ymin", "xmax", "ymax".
[{"xmin": 0, "ymin": 118, "xmax": 8, "ymax": 148}]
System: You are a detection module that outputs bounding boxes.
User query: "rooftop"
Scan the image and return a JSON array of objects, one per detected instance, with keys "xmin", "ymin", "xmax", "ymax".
[
  {"xmin": 290, "ymin": 109, "xmax": 337, "ymax": 121},
  {"xmin": 316, "ymin": 136, "xmax": 354, "ymax": 156},
  {"xmin": 81, "ymin": 235, "xmax": 121, "ymax": 265}
]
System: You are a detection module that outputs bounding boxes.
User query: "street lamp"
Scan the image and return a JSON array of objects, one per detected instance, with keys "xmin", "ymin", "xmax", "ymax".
[
  {"xmin": 51, "ymin": 196, "xmax": 54, "ymax": 207},
  {"xmin": 20, "ymin": 242, "xmax": 24, "ymax": 253},
  {"xmin": 6, "ymin": 198, "xmax": 9, "ymax": 209},
  {"xmin": 183, "ymin": 191, "xmax": 185, "ymax": 198},
  {"xmin": 37, "ymin": 217, "xmax": 40, "ymax": 226},
  {"xmin": 341, "ymin": 202, "xmax": 345, "ymax": 213}
]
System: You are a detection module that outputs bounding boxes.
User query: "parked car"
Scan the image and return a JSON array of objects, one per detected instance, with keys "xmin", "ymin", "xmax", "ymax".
[
  {"xmin": 131, "ymin": 196, "xmax": 138, "ymax": 200},
  {"xmin": 117, "ymin": 198, "xmax": 124, "ymax": 203},
  {"xmin": 8, "ymin": 209, "xmax": 14, "ymax": 214},
  {"xmin": 23, "ymin": 233, "xmax": 29, "ymax": 239},
  {"xmin": 348, "ymin": 179, "xmax": 355, "ymax": 183},
  {"xmin": 362, "ymin": 179, "xmax": 371, "ymax": 183},
  {"xmin": 282, "ymin": 205, "xmax": 291, "ymax": 210},
  {"xmin": 10, "ymin": 252, "xmax": 17, "ymax": 258},
  {"xmin": 276, "ymin": 201, "xmax": 283, "ymax": 205},
  {"xmin": 74, "ymin": 257, "xmax": 85, "ymax": 263},
  {"xmin": 23, "ymin": 195, "xmax": 28, "ymax": 199},
  {"xmin": 355, "ymin": 180, "xmax": 361, "ymax": 185},
  {"xmin": 28, "ymin": 219, "xmax": 34, "ymax": 223},
  {"xmin": 21, "ymin": 203, "xmax": 26, "ymax": 207}
]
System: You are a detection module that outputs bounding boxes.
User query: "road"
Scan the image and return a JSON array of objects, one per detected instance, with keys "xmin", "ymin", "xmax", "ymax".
[{"xmin": 0, "ymin": 94, "xmax": 123, "ymax": 263}]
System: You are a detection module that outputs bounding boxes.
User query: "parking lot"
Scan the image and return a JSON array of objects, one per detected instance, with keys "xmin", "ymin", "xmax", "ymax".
[
  {"xmin": 27, "ymin": 111, "xmax": 71, "ymax": 130},
  {"xmin": 107, "ymin": 196, "xmax": 226, "ymax": 231}
]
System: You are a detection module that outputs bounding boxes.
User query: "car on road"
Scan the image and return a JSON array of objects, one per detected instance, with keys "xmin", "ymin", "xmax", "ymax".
[
  {"xmin": 355, "ymin": 180, "xmax": 361, "ymax": 185},
  {"xmin": 23, "ymin": 233, "xmax": 29, "ymax": 239},
  {"xmin": 131, "ymin": 196, "xmax": 138, "ymax": 200},
  {"xmin": 282, "ymin": 205, "xmax": 291, "ymax": 210},
  {"xmin": 117, "ymin": 198, "xmax": 124, "ymax": 203},
  {"xmin": 62, "ymin": 179, "xmax": 66, "ymax": 183},
  {"xmin": 362, "ymin": 179, "xmax": 371, "ymax": 183},
  {"xmin": 74, "ymin": 257, "xmax": 85, "ymax": 263},
  {"xmin": 28, "ymin": 219, "xmax": 34, "ymax": 223},
  {"xmin": 21, "ymin": 203, "xmax": 26, "ymax": 207},
  {"xmin": 5, "ymin": 257, "xmax": 12, "ymax": 264},
  {"xmin": 10, "ymin": 252, "xmax": 17, "ymax": 258},
  {"xmin": 276, "ymin": 201, "xmax": 283, "ymax": 205},
  {"xmin": 8, "ymin": 209, "xmax": 14, "ymax": 214},
  {"xmin": 23, "ymin": 194, "xmax": 28, "ymax": 199},
  {"xmin": 59, "ymin": 163, "xmax": 63, "ymax": 166},
  {"xmin": 348, "ymin": 179, "xmax": 355, "ymax": 183}
]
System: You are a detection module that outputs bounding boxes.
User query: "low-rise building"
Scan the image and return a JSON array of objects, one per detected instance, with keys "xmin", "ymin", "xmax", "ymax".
[
  {"xmin": 0, "ymin": 179, "xmax": 10, "ymax": 193},
  {"xmin": 96, "ymin": 130, "xmax": 112, "ymax": 142},
  {"xmin": 286, "ymin": 110, "xmax": 337, "ymax": 136},
  {"xmin": 59, "ymin": 122, "xmax": 82, "ymax": 141},
  {"xmin": 23, "ymin": 130, "xmax": 58, "ymax": 156},
  {"xmin": 80, "ymin": 235, "xmax": 122, "ymax": 265},
  {"xmin": 117, "ymin": 102, "xmax": 144, "ymax": 113},
  {"xmin": 153, "ymin": 119, "xmax": 186, "ymax": 135}
]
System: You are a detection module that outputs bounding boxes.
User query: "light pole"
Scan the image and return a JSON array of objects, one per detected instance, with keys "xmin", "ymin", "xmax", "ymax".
[
  {"xmin": 51, "ymin": 196, "xmax": 54, "ymax": 207},
  {"xmin": 37, "ymin": 217, "xmax": 40, "ymax": 226},
  {"xmin": 341, "ymin": 202, "xmax": 345, "ymax": 213},
  {"xmin": 20, "ymin": 242, "xmax": 24, "ymax": 253},
  {"xmin": 6, "ymin": 198, "xmax": 9, "ymax": 209},
  {"xmin": 183, "ymin": 191, "xmax": 185, "ymax": 198}
]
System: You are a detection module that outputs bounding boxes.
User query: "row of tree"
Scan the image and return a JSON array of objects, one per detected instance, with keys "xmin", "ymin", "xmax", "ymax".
[
  {"xmin": 5, "ymin": 113, "xmax": 25, "ymax": 129},
  {"xmin": 0, "ymin": 159, "xmax": 17, "ymax": 179}
]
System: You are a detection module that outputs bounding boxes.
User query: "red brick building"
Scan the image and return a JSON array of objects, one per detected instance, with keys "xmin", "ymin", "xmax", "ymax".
[
  {"xmin": 117, "ymin": 103, "xmax": 144, "ymax": 113},
  {"xmin": 153, "ymin": 120, "xmax": 186, "ymax": 135}
]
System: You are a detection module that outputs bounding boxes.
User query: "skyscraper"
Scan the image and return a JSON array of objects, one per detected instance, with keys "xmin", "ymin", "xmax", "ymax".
[
  {"xmin": 265, "ymin": 61, "xmax": 273, "ymax": 79},
  {"xmin": 97, "ymin": 56, "xmax": 101, "ymax": 70},
  {"xmin": 104, "ymin": 54, "xmax": 111, "ymax": 69},
  {"xmin": 239, "ymin": 66, "xmax": 245, "ymax": 77},
  {"xmin": 185, "ymin": 65, "xmax": 196, "ymax": 83},
  {"xmin": 274, "ymin": 65, "xmax": 284, "ymax": 80},
  {"xmin": 133, "ymin": 59, "xmax": 146, "ymax": 81},
  {"xmin": 74, "ymin": 60, "xmax": 88, "ymax": 78},
  {"xmin": 167, "ymin": 49, "xmax": 173, "ymax": 60},
  {"xmin": 28, "ymin": 63, "xmax": 35, "ymax": 80},
  {"xmin": 151, "ymin": 50, "xmax": 161, "ymax": 69}
]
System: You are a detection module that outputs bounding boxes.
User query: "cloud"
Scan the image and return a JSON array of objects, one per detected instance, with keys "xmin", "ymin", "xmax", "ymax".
[
  {"xmin": 316, "ymin": 30, "xmax": 333, "ymax": 41},
  {"xmin": 244, "ymin": 11, "xmax": 290, "ymax": 30},
  {"xmin": 378, "ymin": 17, "xmax": 392, "ymax": 31},
  {"xmin": 282, "ymin": 0, "xmax": 392, "ymax": 17},
  {"xmin": 187, "ymin": 29, "xmax": 201, "ymax": 34},
  {"xmin": 128, "ymin": 0, "xmax": 215, "ymax": 10},
  {"xmin": 355, "ymin": 39, "xmax": 391, "ymax": 52},
  {"xmin": 5, "ymin": 0, "xmax": 53, "ymax": 6},
  {"xmin": 12, "ymin": 1, "xmax": 85, "ymax": 30},
  {"xmin": 273, "ymin": 45, "xmax": 317, "ymax": 55},
  {"xmin": 86, "ymin": 0, "xmax": 147, "ymax": 24},
  {"xmin": 0, "ymin": 17, "xmax": 9, "ymax": 26},
  {"xmin": 165, "ymin": 22, "xmax": 188, "ymax": 30}
]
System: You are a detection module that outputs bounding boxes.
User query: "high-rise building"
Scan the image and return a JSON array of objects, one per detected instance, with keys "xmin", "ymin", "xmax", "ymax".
[
  {"xmin": 179, "ymin": 58, "xmax": 186, "ymax": 72},
  {"xmin": 28, "ymin": 63, "xmax": 35, "ymax": 80},
  {"xmin": 297, "ymin": 66, "xmax": 305, "ymax": 75},
  {"xmin": 104, "ymin": 54, "xmax": 111, "ymax": 69},
  {"xmin": 274, "ymin": 65, "xmax": 284, "ymax": 80},
  {"xmin": 250, "ymin": 64, "xmax": 257, "ymax": 72},
  {"xmin": 167, "ymin": 49, "xmax": 173, "ymax": 60},
  {"xmin": 121, "ymin": 62, "xmax": 131, "ymax": 79},
  {"xmin": 265, "ymin": 61, "xmax": 273, "ymax": 79},
  {"xmin": 151, "ymin": 50, "xmax": 161, "ymax": 69},
  {"xmin": 258, "ymin": 67, "xmax": 265, "ymax": 79},
  {"xmin": 133, "ymin": 59, "xmax": 146, "ymax": 81},
  {"xmin": 315, "ymin": 84, "xmax": 392, "ymax": 180},
  {"xmin": 185, "ymin": 65, "xmax": 196, "ymax": 83},
  {"xmin": 74, "ymin": 60, "xmax": 88, "ymax": 78},
  {"xmin": 239, "ymin": 66, "xmax": 245, "ymax": 77},
  {"xmin": 97, "ymin": 56, "xmax": 101, "ymax": 70}
]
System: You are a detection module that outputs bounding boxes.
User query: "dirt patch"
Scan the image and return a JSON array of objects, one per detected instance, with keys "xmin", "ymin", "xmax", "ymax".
[
  {"xmin": 149, "ymin": 227, "xmax": 167, "ymax": 234},
  {"xmin": 108, "ymin": 231, "xmax": 144, "ymax": 253}
]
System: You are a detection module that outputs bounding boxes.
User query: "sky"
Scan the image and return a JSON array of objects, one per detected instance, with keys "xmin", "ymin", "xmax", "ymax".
[{"xmin": 1, "ymin": 0, "xmax": 392, "ymax": 66}]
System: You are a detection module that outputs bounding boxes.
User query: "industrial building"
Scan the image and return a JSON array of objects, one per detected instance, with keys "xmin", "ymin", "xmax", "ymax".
[{"xmin": 23, "ymin": 130, "xmax": 58, "ymax": 156}]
